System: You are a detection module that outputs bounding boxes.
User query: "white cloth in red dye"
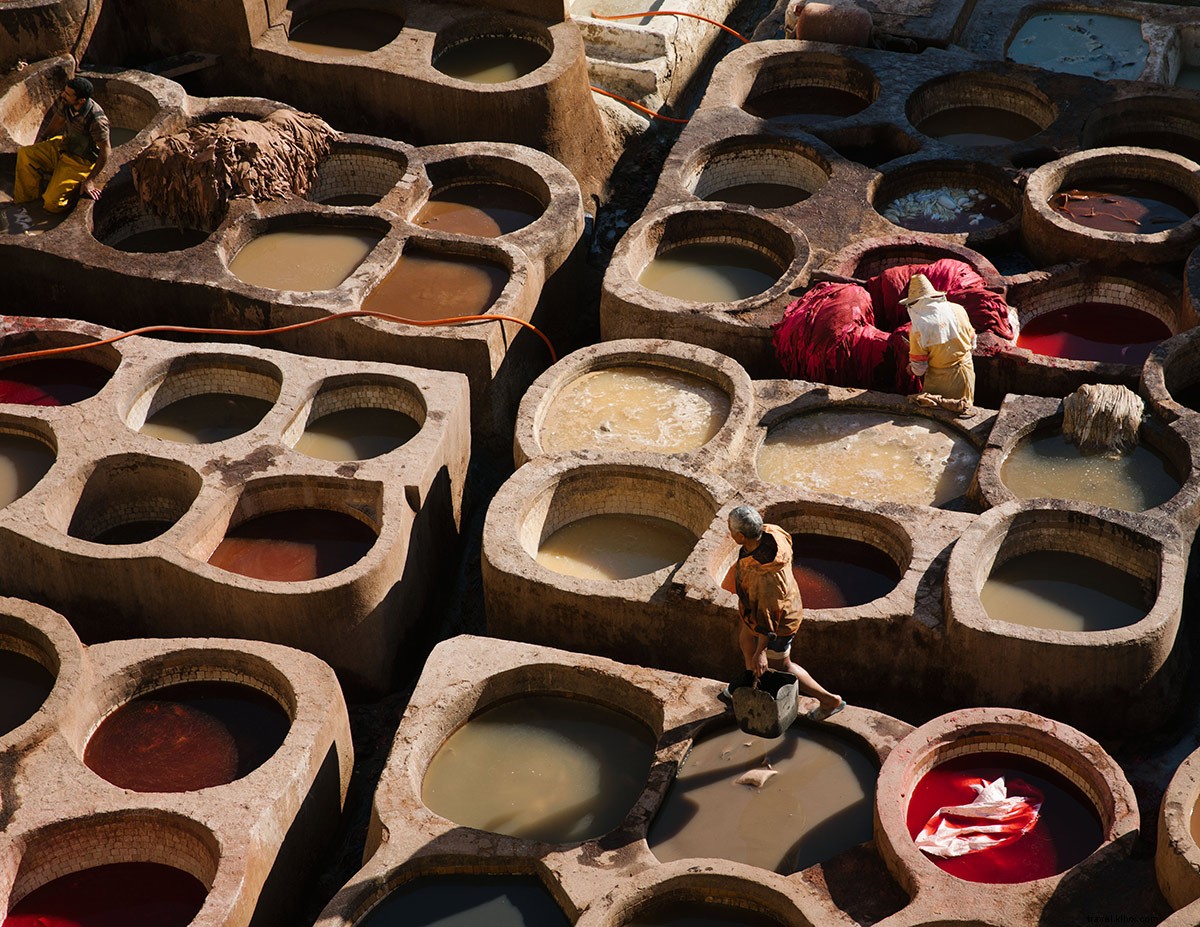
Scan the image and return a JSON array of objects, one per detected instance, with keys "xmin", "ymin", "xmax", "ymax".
[{"xmin": 915, "ymin": 777, "xmax": 1042, "ymax": 858}]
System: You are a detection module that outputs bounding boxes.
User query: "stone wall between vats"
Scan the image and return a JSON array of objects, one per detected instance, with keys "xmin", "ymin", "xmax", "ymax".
[
  {"xmin": 0, "ymin": 317, "xmax": 470, "ymax": 694},
  {"xmin": 0, "ymin": 596, "xmax": 353, "ymax": 927}
]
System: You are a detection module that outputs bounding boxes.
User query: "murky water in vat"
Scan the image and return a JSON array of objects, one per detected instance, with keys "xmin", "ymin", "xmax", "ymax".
[
  {"xmin": 539, "ymin": 366, "xmax": 730, "ymax": 454},
  {"xmin": 435, "ymin": 37, "xmax": 549, "ymax": 83},
  {"xmin": 756, "ymin": 411, "xmax": 978, "ymax": 507},
  {"xmin": 362, "ymin": 253, "xmax": 508, "ymax": 321},
  {"xmin": 743, "ymin": 86, "xmax": 868, "ymax": 121},
  {"xmin": 229, "ymin": 228, "xmax": 379, "ymax": 291},
  {"xmin": 0, "ymin": 433, "xmax": 54, "ymax": 508},
  {"xmin": 416, "ymin": 185, "xmax": 542, "ymax": 236},
  {"xmin": 140, "ymin": 393, "xmax": 273, "ymax": 443},
  {"xmin": 537, "ymin": 513, "xmax": 696, "ymax": 580},
  {"xmin": 295, "ymin": 407, "xmax": 420, "ymax": 461},
  {"xmin": 916, "ymin": 106, "xmax": 1043, "ymax": 146},
  {"xmin": 1007, "ymin": 13, "xmax": 1147, "ymax": 79},
  {"xmin": 422, "ymin": 696, "xmax": 655, "ymax": 842},
  {"xmin": 703, "ymin": 182, "xmax": 808, "ymax": 208},
  {"xmin": 639, "ymin": 244, "xmax": 781, "ymax": 303}
]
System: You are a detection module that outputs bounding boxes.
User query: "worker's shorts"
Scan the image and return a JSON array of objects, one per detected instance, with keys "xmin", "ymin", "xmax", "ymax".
[{"xmin": 765, "ymin": 635, "xmax": 795, "ymax": 662}]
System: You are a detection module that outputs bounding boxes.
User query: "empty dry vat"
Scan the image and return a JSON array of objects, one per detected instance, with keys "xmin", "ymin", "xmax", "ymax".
[
  {"xmin": 483, "ymin": 454, "xmax": 733, "ymax": 677},
  {"xmin": 1022, "ymin": 148, "xmax": 1200, "ymax": 265},
  {"xmin": 65, "ymin": 454, "xmax": 203, "ymax": 546},
  {"xmin": 306, "ymin": 139, "xmax": 416, "ymax": 208},
  {"xmin": 0, "ymin": 597, "xmax": 84, "ymax": 747},
  {"xmin": 905, "ymin": 71, "xmax": 1056, "ymax": 149},
  {"xmin": 943, "ymin": 500, "xmax": 1187, "ymax": 733},
  {"xmin": 513, "ymin": 338, "xmax": 753, "ymax": 470},
  {"xmin": 875, "ymin": 709, "xmax": 1138, "ymax": 923},
  {"xmin": 92, "ymin": 179, "xmax": 213, "ymax": 255}
]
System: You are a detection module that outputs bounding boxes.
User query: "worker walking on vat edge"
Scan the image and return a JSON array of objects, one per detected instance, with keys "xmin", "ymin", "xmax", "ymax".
[
  {"xmin": 720, "ymin": 505, "xmax": 845, "ymax": 721},
  {"xmin": 14, "ymin": 76, "xmax": 111, "ymax": 217},
  {"xmin": 903, "ymin": 273, "xmax": 976, "ymax": 416}
]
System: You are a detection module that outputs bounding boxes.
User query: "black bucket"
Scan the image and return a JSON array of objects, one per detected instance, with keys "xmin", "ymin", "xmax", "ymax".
[{"xmin": 732, "ymin": 670, "xmax": 798, "ymax": 738}]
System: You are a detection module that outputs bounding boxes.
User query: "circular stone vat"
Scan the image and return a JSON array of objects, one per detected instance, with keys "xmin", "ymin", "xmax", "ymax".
[
  {"xmin": 84, "ymin": 680, "xmax": 290, "ymax": 791},
  {"xmin": 906, "ymin": 73, "xmax": 1054, "ymax": 148},
  {"xmin": 422, "ymin": 694, "xmax": 656, "ymax": 842},
  {"xmin": 756, "ymin": 409, "xmax": 979, "ymax": 508},
  {"xmin": 0, "ymin": 646, "xmax": 54, "ymax": 737},
  {"xmin": 67, "ymin": 456, "xmax": 202, "ymax": 545},
  {"xmin": 1001, "ymin": 427, "xmax": 1182, "ymax": 512},
  {"xmin": 227, "ymin": 223, "xmax": 383, "ymax": 291},
  {"xmin": 742, "ymin": 52, "xmax": 878, "ymax": 122},
  {"xmin": 208, "ymin": 508, "xmax": 377, "ymax": 581},
  {"xmin": 1156, "ymin": 744, "xmax": 1200, "ymax": 909},
  {"xmin": 416, "ymin": 153, "xmax": 552, "ymax": 239},
  {"xmin": 131, "ymin": 356, "xmax": 282, "ymax": 445},
  {"xmin": 287, "ymin": 7, "xmax": 403, "ymax": 56},
  {"xmin": 357, "ymin": 875, "xmax": 569, "ymax": 927},
  {"xmin": 874, "ymin": 161, "xmax": 1018, "ymax": 236},
  {"xmin": 688, "ymin": 138, "xmax": 830, "ymax": 209},
  {"xmin": 647, "ymin": 720, "xmax": 877, "ymax": 873},
  {"xmin": 639, "ymin": 243, "xmax": 782, "ymax": 302},
  {"xmin": 291, "ymin": 376, "xmax": 424, "ymax": 461},
  {"xmin": 537, "ymin": 513, "xmax": 697, "ymax": 581},
  {"xmin": 92, "ymin": 181, "xmax": 211, "ymax": 253},
  {"xmin": 623, "ymin": 899, "xmax": 785, "ymax": 927},
  {"xmin": 90, "ymin": 79, "xmax": 160, "ymax": 149},
  {"xmin": 361, "ymin": 242, "xmax": 509, "ymax": 321},
  {"xmin": 829, "ymin": 236, "xmax": 996, "ymax": 282},
  {"xmin": 0, "ymin": 357, "xmax": 111, "ymax": 406},
  {"xmin": 1082, "ymin": 97, "xmax": 1200, "ymax": 164},
  {"xmin": 1151, "ymin": 327, "xmax": 1200, "ymax": 416},
  {"xmin": 307, "ymin": 143, "xmax": 409, "ymax": 206},
  {"xmin": 1024, "ymin": 150, "xmax": 1200, "ymax": 265},
  {"xmin": 433, "ymin": 31, "xmax": 551, "ymax": 83},
  {"xmin": 6, "ymin": 862, "xmax": 207, "ymax": 926},
  {"xmin": 1006, "ymin": 12, "xmax": 1147, "ymax": 79},
  {"xmin": 0, "ymin": 423, "xmax": 55, "ymax": 509},
  {"xmin": 1010, "ymin": 272, "xmax": 1176, "ymax": 366}
]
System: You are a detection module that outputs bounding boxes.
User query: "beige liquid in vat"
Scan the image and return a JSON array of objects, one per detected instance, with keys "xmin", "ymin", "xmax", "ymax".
[
  {"xmin": 0, "ymin": 433, "xmax": 54, "ymax": 508},
  {"xmin": 756, "ymin": 410, "xmax": 978, "ymax": 507},
  {"xmin": 287, "ymin": 10, "xmax": 402, "ymax": 56},
  {"xmin": 539, "ymin": 366, "xmax": 731, "ymax": 454},
  {"xmin": 639, "ymin": 243, "xmax": 781, "ymax": 303},
  {"xmin": 362, "ymin": 253, "xmax": 507, "ymax": 321},
  {"xmin": 229, "ymin": 228, "xmax": 379, "ymax": 291},
  {"xmin": 536, "ymin": 513, "xmax": 696, "ymax": 580},
  {"xmin": 294, "ymin": 407, "xmax": 420, "ymax": 461},
  {"xmin": 435, "ymin": 37, "xmax": 549, "ymax": 83},
  {"xmin": 140, "ymin": 394, "xmax": 274, "ymax": 444},
  {"xmin": 422, "ymin": 695, "xmax": 655, "ymax": 843},
  {"xmin": 647, "ymin": 724, "xmax": 877, "ymax": 873}
]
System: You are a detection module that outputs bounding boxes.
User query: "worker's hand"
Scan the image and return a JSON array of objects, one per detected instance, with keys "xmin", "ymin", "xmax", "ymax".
[
  {"xmin": 80, "ymin": 179, "xmax": 100, "ymax": 201},
  {"xmin": 908, "ymin": 360, "xmax": 928, "ymax": 377},
  {"xmin": 754, "ymin": 652, "xmax": 768, "ymax": 678}
]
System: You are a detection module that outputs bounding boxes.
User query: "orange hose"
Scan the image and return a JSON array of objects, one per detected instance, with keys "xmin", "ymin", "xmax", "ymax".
[
  {"xmin": 0, "ymin": 309, "xmax": 557, "ymax": 364},
  {"xmin": 589, "ymin": 85, "xmax": 689, "ymax": 124},
  {"xmin": 589, "ymin": 9, "xmax": 749, "ymax": 43}
]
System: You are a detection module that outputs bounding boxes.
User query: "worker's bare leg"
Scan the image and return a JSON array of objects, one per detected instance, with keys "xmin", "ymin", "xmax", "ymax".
[{"xmin": 778, "ymin": 655, "xmax": 840, "ymax": 712}]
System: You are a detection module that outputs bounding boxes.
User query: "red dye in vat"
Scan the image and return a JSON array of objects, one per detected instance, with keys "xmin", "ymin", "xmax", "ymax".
[
  {"xmin": 906, "ymin": 751, "xmax": 1103, "ymax": 883},
  {"xmin": 722, "ymin": 534, "xmax": 900, "ymax": 609},
  {"xmin": 207, "ymin": 508, "xmax": 376, "ymax": 581},
  {"xmin": 5, "ymin": 861, "xmax": 207, "ymax": 927},
  {"xmin": 1016, "ymin": 302, "xmax": 1169, "ymax": 365},
  {"xmin": 0, "ymin": 359, "xmax": 110, "ymax": 406},
  {"xmin": 1050, "ymin": 181, "xmax": 1194, "ymax": 233},
  {"xmin": 0, "ymin": 649, "xmax": 54, "ymax": 736},
  {"xmin": 85, "ymin": 681, "xmax": 290, "ymax": 791}
]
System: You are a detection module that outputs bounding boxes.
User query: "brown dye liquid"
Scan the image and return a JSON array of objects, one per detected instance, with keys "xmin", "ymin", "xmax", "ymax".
[
  {"xmin": 88, "ymin": 519, "xmax": 176, "ymax": 545},
  {"xmin": 357, "ymin": 876, "xmax": 570, "ymax": 927},
  {"xmin": 415, "ymin": 185, "xmax": 543, "ymax": 237},
  {"xmin": 1191, "ymin": 798, "xmax": 1200, "ymax": 851},
  {"xmin": 744, "ymin": 86, "xmax": 868, "ymax": 121},
  {"xmin": 536, "ymin": 513, "xmax": 697, "ymax": 580},
  {"xmin": 626, "ymin": 902, "xmax": 784, "ymax": 927},
  {"xmin": 1001, "ymin": 431, "xmax": 1179, "ymax": 511},
  {"xmin": 207, "ymin": 508, "xmax": 376, "ymax": 581},
  {"xmin": 647, "ymin": 724, "xmax": 877, "ymax": 873},
  {"xmin": 639, "ymin": 243, "xmax": 781, "ymax": 303},
  {"xmin": 422, "ymin": 695, "xmax": 655, "ymax": 843},
  {"xmin": 0, "ymin": 432, "xmax": 55, "ymax": 508},
  {"xmin": 916, "ymin": 106, "xmax": 1043, "ymax": 146},
  {"xmin": 112, "ymin": 227, "xmax": 210, "ymax": 253},
  {"xmin": 980, "ymin": 551, "xmax": 1148, "ymax": 632},
  {"xmin": 1051, "ymin": 181, "xmax": 1194, "ymax": 233},
  {"xmin": 228, "ymin": 227, "xmax": 380, "ymax": 291},
  {"xmin": 362, "ymin": 252, "xmax": 508, "ymax": 321},
  {"xmin": 84, "ymin": 680, "xmax": 290, "ymax": 791},
  {"xmin": 287, "ymin": 10, "xmax": 403, "ymax": 56},
  {"xmin": 294, "ymin": 407, "xmax": 420, "ymax": 461},
  {"xmin": 756, "ymin": 410, "xmax": 978, "ymax": 508},
  {"xmin": 703, "ymin": 182, "xmax": 809, "ymax": 208},
  {"xmin": 0, "ymin": 649, "xmax": 54, "ymax": 736},
  {"xmin": 140, "ymin": 393, "xmax": 273, "ymax": 444},
  {"xmin": 539, "ymin": 365, "xmax": 731, "ymax": 454},
  {"xmin": 319, "ymin": 192, "xmax": 381, "ymax": 206},
  {"xmin": 435, "ymin": 37, "xmax": 549, "ymax": 83}
]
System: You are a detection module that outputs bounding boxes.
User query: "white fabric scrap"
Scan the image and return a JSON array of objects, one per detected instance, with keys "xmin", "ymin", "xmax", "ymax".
[{"xmin": 914, "ymin": 777, "xmax": 1042, "ymax": 859}]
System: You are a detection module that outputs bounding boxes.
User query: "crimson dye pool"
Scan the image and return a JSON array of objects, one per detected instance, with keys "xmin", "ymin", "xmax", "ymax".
[
  {"xmin": 0, "ymin": 649, "xmax": 54, "ymax": 736},
  {"xmin": 85, "ymin": 680, "xmax": 290, "ymax": 791},
  {"xmin": 207, "ymin": 508, "xmax": 376, "ymax": 581},
  {"xmin": 357, "ymin": 876, "xmax": 569, "ymax": 927},
  {"xmin": 1016, "ymin": 302, "xmax": 1169, "ymax": 365},
  {"xmin": 906, "ymin": 751, "xmax": 1103, "ymax": 883},
  {"xmin": 1050, "ymin": 181, "xmax": 1194, "ymax": 233},
  {"xmin": 0, "ymin": 359, "xmax": 110, "ymax": 406},
  {"xmin": 743, "ymin": 86, "xmax": 868, "ymax": 121},
  {"xmin": 5, "ymin": 861, "xmax": 207, "ymax": 927}
]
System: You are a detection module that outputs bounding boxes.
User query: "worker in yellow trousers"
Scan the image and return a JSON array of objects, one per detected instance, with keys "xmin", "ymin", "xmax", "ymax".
[{"xmin": 14, "ymin": 76, "xmax": 111, "ymax": 214}]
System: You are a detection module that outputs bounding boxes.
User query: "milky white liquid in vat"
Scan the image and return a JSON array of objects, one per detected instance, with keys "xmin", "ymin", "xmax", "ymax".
[
  {"xmin": 229, "ymin": 228, "xmax": 378, "ymax": 291},
  {"xmin": 422, "ymin": 696, "xmax": 656, "ymax": 842},
  {"xmin": 539, "ymin": 366, "xmax": 731, "ymax": 454},
  {"xmin": 536, "ymin": 513, "xmax": 697, "ymax": 580},
  {"xmin": 287, "ymin": 10, "xmax": 402, "ymax": 56},
  {"xmin": 1006, "ymin": 13, "xmax": 1147, "ymax": 79},
  {"xmin": 647, "ymin": 725, "xmax": 877, "ymax": 874},
  {"xmin": 638, "ymin": 244, "xmax": 781, "ymax": 303},
  {"xmin": 980, "ymin": 551, "xmax": 1148, "ymax": 632},
  {"xmin": 1001, "ymin": 432, "xmax": 1179, "ymax": 512},
  {"xmin": 435, "ymin": 38, "xmax": 549, "ymax": 83},
  {"xmin": 756, "ymin": 411, "xmax": 978, "ymax": 507},
  {"xmin": 294, "ymin": 407, "xmax": 420, "ymax": 461},
  {"xmin": 140, "ymin": 394, "xmax": 274, "ymax": 444},
  {"xmin": 0, "ymin": 433, "xmax": 54, "ymax": 508}
]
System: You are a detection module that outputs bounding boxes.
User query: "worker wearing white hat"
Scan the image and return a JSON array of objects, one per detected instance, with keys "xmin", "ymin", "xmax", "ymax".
[{"xmin": 901, "ymin": 273, "xmax": 976, "ymax": 414}]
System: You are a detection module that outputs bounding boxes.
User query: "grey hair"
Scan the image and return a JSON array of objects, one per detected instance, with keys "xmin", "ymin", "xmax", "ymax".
[{"xmin": 728, "ymin": 505, "xmax": 763, "ymax": 540}]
